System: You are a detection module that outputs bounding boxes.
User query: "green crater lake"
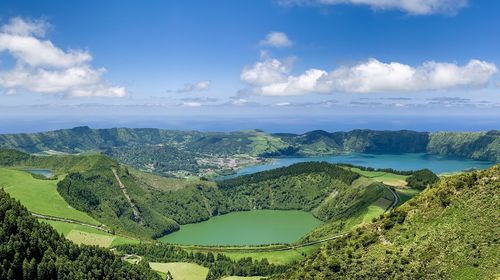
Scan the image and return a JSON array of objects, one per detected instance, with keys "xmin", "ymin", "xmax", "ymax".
[{"xmin": 159, "ymin": 210, "xmax": 322, "ymax": 246}]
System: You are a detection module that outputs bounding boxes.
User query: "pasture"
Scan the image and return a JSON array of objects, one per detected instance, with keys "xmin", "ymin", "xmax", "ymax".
[
  {"xmin": 349, "ymin": 167, "xmax": 408, "ymax": 187},
  {"xmin": 149, "ymin": 262, "xmax": 209, "ymax": 280}
]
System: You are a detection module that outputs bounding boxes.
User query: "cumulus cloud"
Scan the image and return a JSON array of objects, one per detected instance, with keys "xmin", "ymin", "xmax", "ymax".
[
  {"xmin": 278, "ymin": 0, "xmax": 468, "ymax": 15},
  {"xmin": 169, "ymin": 80, "xmax": 211, "ymax": 93},
  {"xmin": 241, "ymin": 57, "xmax": 497, "ymax": 96},
  {"xmin": 0, "ymin": 17, "xmax": 125, "ymax": 97},
  {"xmin": 259, "ymin": 32, "xmax": 293, "ymax": 48}
]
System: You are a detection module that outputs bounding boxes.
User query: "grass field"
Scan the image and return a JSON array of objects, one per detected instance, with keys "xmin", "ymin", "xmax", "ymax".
[
  {"xmin": 349, "ymin": 167, "xmax": 408, "ymax": 187},
  {"xmin": 149, "ymin": 262, "xmax": 209, "ymax": 280},
  {"xmin": 0, "ymin": 168, "xmax": 98, "ymax": 224},
  {"xmin": 43, "ymin": 220, "xmax": 139, "ymax": 247}
]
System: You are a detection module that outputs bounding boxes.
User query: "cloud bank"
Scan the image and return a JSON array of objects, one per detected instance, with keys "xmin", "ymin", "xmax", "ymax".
[
  {"xmin": 278, "ymin": 0, "xmax": 468, "ymax": 15},
  {"xmin": 0, "ymin": 17, "xmax": 125, "ymax": 97},
  {"xmin": 241, "ymin": 57, "xmax": 497, "ymax": 96}
]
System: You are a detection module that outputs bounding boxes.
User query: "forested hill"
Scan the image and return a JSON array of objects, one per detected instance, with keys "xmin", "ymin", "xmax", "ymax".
[
  {"xmin": 0, "ymin": 189, "xmax": 160, "ymax": 280},
  {"xmin": 0, "ymin": 127, "xmax": 498, "ymax": 162},
  {"xmin": 272, "ymin": 164, "xmax": 500, "ymax": 279}
]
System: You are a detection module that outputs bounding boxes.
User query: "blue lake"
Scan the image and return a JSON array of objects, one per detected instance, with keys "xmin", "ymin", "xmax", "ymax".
[{"xmin": 223, "ymin": 153, "xmax": 495, "ymax": 179}]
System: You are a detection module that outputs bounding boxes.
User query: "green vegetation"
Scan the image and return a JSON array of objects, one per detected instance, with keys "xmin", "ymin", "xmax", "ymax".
[
  {"xmin": 0, "ymin": 127, "xmax": 497, "ymax": 178},
  {"xmin": 272, "ymin": 165, "xmax": 500, "ymax": 279},
  {"xmin": 116, "ymin": 243, "xmax": 289, "ymax": 280},
  {"xmin": 1, "ymin": 148, "xmax": 402, "ymax": 245},
  {"xmin": 150, "ymin": 262, "xmax": 209, "ymax": 280},
  {"xmin": 56, "ymin": 158, "xmax": 368, "ymax": 239},
  {"xmin": 405, "ymin": 168, "xmax": 439, "ymax": 190},
  {"xmin": 57, "ymin": 165, "xmax": 180, "ymax": 239},
  {"xmin": 43, "ymin": 220, "xmax": 139, "ymax": 247},
  {"xmin": 0, "ymin": 189, "xmax": 161, "ymax": 280},
  {"xmin": 0, "ymin": 168, "xmax": 98, "ymax": 224},
  {"xmin": 221, "ymin": 277, "xmax": 264, "ymax": 280},
  {"xmin": 304, "ymin": 182, "xmax": 394, "ymax": 241},
  {"xmin": 219, "ymin": 162, "xmax": 359, "ymax": 212},
  {"xmin": 208, "ymin": 249, "xmax": 305, "ymax": 265},
  {"xmin": 427, "ymin": 131, "xmax": 500, "ymax": 162},
  {"xmin": 348, "ymin": 167, "xmax": 408, "ymax": 187}
]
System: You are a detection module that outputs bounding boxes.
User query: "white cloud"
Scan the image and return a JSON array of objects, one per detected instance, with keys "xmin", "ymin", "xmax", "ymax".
[
  {"xmin": 1, "ymin": 17, "xmax": 50, "ymax": 37},
  {"xmin": 278, "ymin": 0, "xmax": 468, "ymax": 15},
  {"xmin": 241, "ymin": 57, "xmax": 497, "ymax": 96},
  {"xmin": 182, "ymin": 101, "xmax": 202, "ymax": 107},
  {"xmin": 259, "ymin": 32, "xmax": 293, "ymax": 48},
  {"xmin": 169, "ymin": 80, "xmax": 211, "ymax": 93},
  {"xmin": 0, "ymin": 17, "xmax": 125, "ymax": 97}
]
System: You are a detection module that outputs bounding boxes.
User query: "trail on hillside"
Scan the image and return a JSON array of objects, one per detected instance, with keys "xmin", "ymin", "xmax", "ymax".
[
  {"xmin": 31, "ymin": 212, "xmax": 110, "ymax": 232},
  {"xmin": 112, "ymin": 168, "xmax": 143, "ymax": 224}
]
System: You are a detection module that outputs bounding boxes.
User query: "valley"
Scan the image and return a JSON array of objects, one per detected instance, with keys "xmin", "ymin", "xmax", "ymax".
[{"xmin": 0, "ymin": 128, "xmax": 498, "ymax": 279}]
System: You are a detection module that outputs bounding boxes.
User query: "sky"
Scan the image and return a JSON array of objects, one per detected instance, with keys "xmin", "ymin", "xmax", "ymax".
[{"xmin": 0, "ymin": 0, "xmax": 499, "ymax": 133}]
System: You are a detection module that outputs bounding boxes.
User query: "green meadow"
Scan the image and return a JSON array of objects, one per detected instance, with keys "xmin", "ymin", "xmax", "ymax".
[
  {"xmin": 149, "ymin": 262, "xmax": 209, "ymax": 280},
  {"xmin": 0, "ymin": 168, "xmax": 98, "ymax": 224},
  {"xmin": 0, "ymin": 168, "xmax": 139, "ymax": 247},
  {"xmin": 349, "ymin": 167, "xmax": 408, "ymax": 187}
]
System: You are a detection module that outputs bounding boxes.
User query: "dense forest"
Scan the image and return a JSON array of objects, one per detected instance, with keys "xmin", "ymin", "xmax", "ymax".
[
  {"xmin": 0, "ymin": 189, "xmax": 160, "ymax": 280},
  {"xmin": 271, "ymin": 165, "xmax": 500, "ymax": 279},
  {"xmin": 405, "ymin": 169, "xmax": 439, "ymax": 190},
  {"xmin": 0, "ymin": 127, "xmax": 497, "ymax": 177}
]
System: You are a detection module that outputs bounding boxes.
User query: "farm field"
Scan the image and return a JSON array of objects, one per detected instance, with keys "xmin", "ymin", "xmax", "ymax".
[
  {"xmin": 43, "ymin": 220, "xmax": 139, "ymax": 247},
  {"xmin": 0, "ymin": 168, "xmax": 99, "ymax": 225},
  {"xmin": 149, "ymin": 262, "xmax": 209, "ymax": 280},
  {"xmin": 349, "ymin": 167, "xmax": 408, "ymax": 187}
]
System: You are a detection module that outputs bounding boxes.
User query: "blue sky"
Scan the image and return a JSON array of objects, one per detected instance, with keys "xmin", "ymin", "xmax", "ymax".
[{"xmin": 0, "ymin": 0, "xmax": 499, "ymax": 132}]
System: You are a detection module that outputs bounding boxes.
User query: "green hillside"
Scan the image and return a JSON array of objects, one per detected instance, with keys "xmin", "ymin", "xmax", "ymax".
[
  {"xmin": 272, "ymin": 165, "xmax": 500, "ymax": 279},
  {"xmin": 0, "ymin": 189, "xmax": 160, "ymax": 280},
  {"xmin": 427, "ymin": 131, "xmax": 500, "ymax": 162},
  {"xmin": 0, "ymin": 148, "xmax": 403, "ymax": 243}
]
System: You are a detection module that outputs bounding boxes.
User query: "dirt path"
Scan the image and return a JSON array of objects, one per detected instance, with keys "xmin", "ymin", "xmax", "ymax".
[
  {"xmin": 32, "ymin": 212, "xmax": 138, "ymax": 241},
  {"xmin": 31, "ymin": 212, "xmax": 111, "ymax": 233},
  {"xmin": 112, "ymin": 168, "xmax": 142, "ymax": 224}
]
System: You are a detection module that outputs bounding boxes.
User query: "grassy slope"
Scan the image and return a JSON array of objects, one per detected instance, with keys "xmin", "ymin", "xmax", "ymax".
[
  {"xmin": 149, "ymin": 262, "xmax": 209, "ymax": 280},
  {"xmin": 274, "ymin": 165, "xmax": 500, "ymax": 279},
  {"xmin": 0, "ymin": 168, "xmax": 98, "ymax": 224},
  {"xmin": 0, "ymin": 164, "xmax": 139, "ymax": 248}
]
